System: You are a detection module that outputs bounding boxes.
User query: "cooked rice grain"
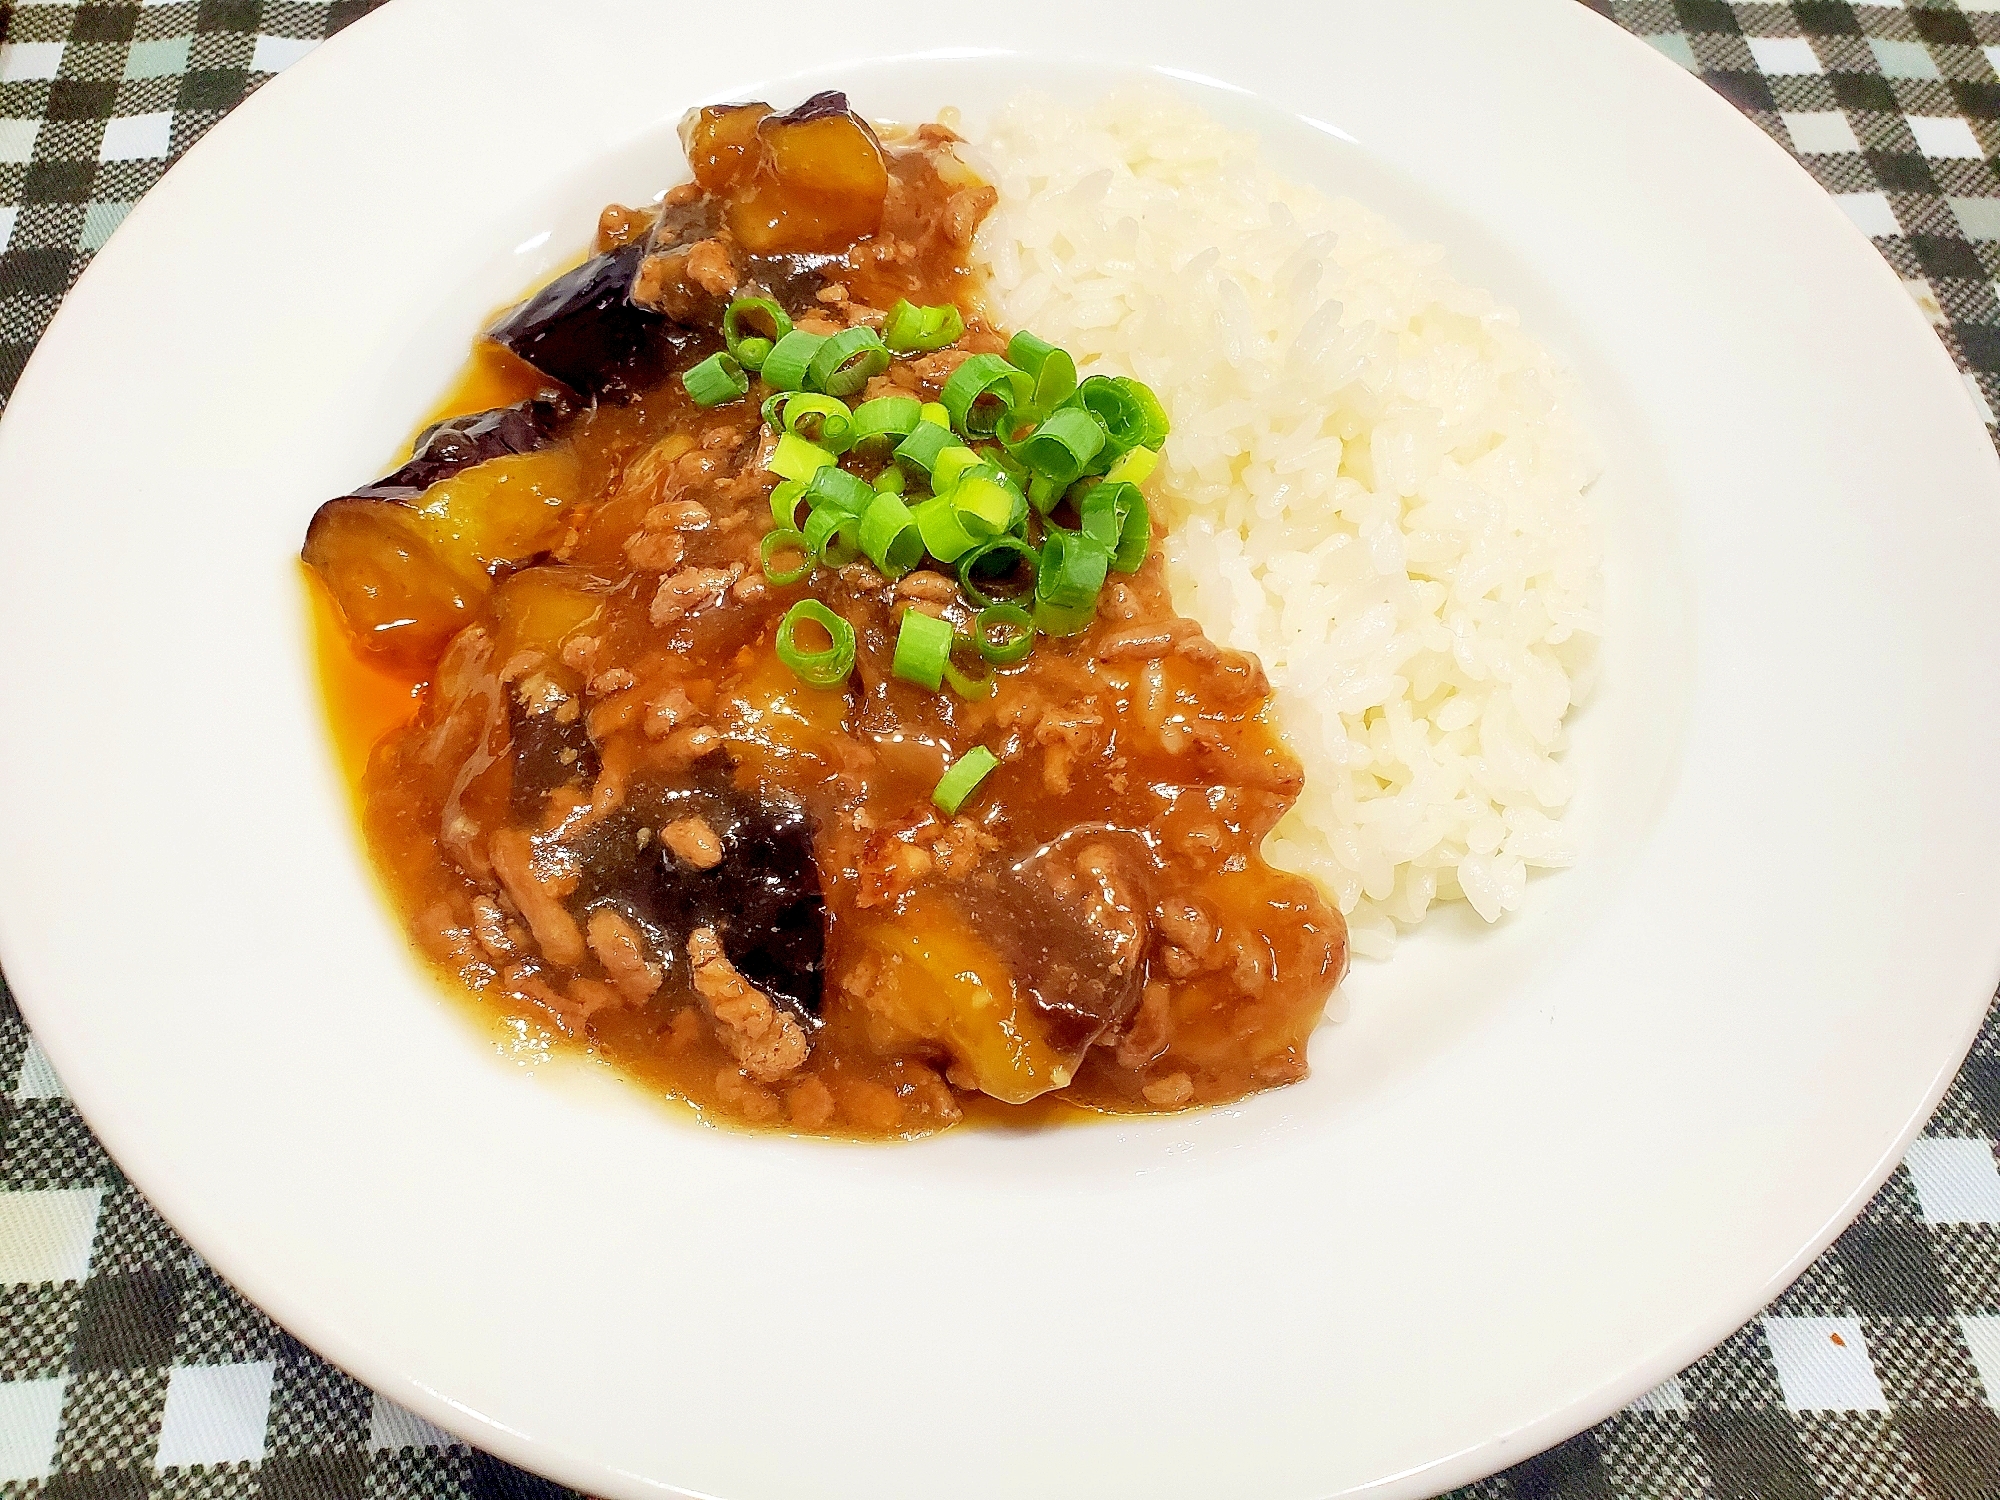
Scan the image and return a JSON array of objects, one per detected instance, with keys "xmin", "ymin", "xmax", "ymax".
[{"xmin": 970, "ymin": 89, "xmax": 1603, "ymax": 958}]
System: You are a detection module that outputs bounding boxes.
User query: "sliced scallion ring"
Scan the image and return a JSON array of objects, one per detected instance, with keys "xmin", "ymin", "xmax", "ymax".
[
  {"xmin": 1032, "ymin": 597, "xmax": 1096, "ymax": 637},
  {"xmin": 723, "ymin": 297, "xmax": 792, "ymax": 371},
  {"xmin": 803, "ymin": 464, "xmax": 875, "ymax": 515},
  {"xmin": 761, "ymin": 329, "xmax": 827, "ymax": 392},
  {"xmin": 913, "ymin": 494, "xmax": 978, "ymax": 563},
  {"xmin": 682, "ymin": 351, "xmax": 747, "ymax": 408},
  {"xmin": 1078, "ymin": 480, "xmax": 1128, "ymax": 553},
  {"xmin": 894, "ymin": 421, "xmax": 954, "ymax": 476},
  {"xmin": 858, "ymin": 492, "xmax": 924, "ymax": 578},
  {"xmin": 759, "ymin": 527, "xmax": 816, "ymax": 586},
  {"xmin": 1103, "ymin": 444, "xmax": 1158, "ymax": 485},
  {"xmin": 768, "ymin": 390, "xmax": 855, "ymax": 451},
  {"xmin": 1071, "ymin": 374, "xmax": 1170, "ymax": 456},
  {"xmin": 823, "ymin": 517, "xmax": 863, "ymax": 567},
  {"xmin": 1037, "ymin": 525, "xmax": 1109, "ymax": 612},
  {"xmin": 951, "ymin": 469, "xmax": 1018, "ymax": 539},
  {"xmin": 1028, "ymin": 471, "xmax": 1066, "ymax": 516},
  {"xmin": 1013, "ymin": 406, "xmax": 1105, "ymax": 486},
  {"xmin": 931, "ymin": 444, "xmax": 984, "ymax": 493},
  {"xmin": 891, "ymin": 608, "xmax": 954, "ymax": 691},
  {"xmin": 850, "ymin": 395, "xmax": 923, "ymax": 447},
  {"xmin": 958, "ymin": 536, "xmax": 1039, "ymax": 608},
  {"xmin": 973, "ymin": 603, "xmax": 1035, "ymax": 665},
  {"xmin": 807, "ymin": 326, "xmax": 891, "ymax": 397},
  {"xmin": 767, "ymin": 431, "xmax": 836, "ymax": 483},
  {"xmin": 943, "ymin": 659, "xmax": 993, "ymax": 701},
  {"xmin": 1112, "ymin": 487, "xmax": 1151, "ymax": 574},
  {"xmin": 1005, "ymin": 329, "xmax": 1078, "ymax": 412},
  {"xmin": 802, "ymin": 504, "xmax": 847, "ymax": 557},
  {"xmin": 884, "ymin": 299, "xmax": 966, "ymax": 353},
  {"xmin": 769, "ymin": 478, "xmax": 809, "ymax": 532},
  {"xmin": 776, "ymin": 599, "xmax": 856, "ymax": 688},
  {"xmin": 941, "ymin": 353, "xmax": 1032, "ymax": 438},
  {"xmin": 933, "ymin": 745, "xmax": 999, "ymax": 815}
]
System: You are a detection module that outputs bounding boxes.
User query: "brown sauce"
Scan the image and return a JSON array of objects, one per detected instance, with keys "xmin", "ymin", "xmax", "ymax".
[{"xmin": 305, "ymin": 98, "xmax": 1346, "ymax": 1140}]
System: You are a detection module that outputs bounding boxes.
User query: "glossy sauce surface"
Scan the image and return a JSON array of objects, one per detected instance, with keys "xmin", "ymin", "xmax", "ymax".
[{"xmin": 306, "ymin": 107, "xmax": 1346, "ymax": 1139}]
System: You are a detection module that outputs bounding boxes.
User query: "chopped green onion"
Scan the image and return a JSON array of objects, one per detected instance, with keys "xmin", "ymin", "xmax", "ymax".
[
  {"xmin": 951, "ymin": 469, "xmax": 1018, "ymax": 538},
  {"xmin": 941, "ymin": 353, "xmax": 1032, "ymax": 437},
  {"xmin": 776, "ymin": 599, "xmax": 856, "ymax": 688},
  {"xmin": 723, "ymin": 297, "xmax": 792, "ymax": 371},
  {"xmin": 933, "ymin": 745, "xmax": 999, "ymax": 815},
  {"xmin": 767, "ymin": 390, "xmax": 854, "ymax": 451},
  {"xmin": 803, "ymin": 464, "xmax": 875, "ymax": 515},
  {"xmin": 1014, "ymin": 406, "xmax": 1105, "ymax": 486},
  {"xmin": 1028, "ymin": 471, "xmax": 1066, "ymax": 516},
  {"xmin": 1072, "ymin": 375, "xmax": 1170, "ymax": 456},
  {"xmin": 919, "ymin": 402, "xmax": 951, "ymax": 428},
  {"xmin": 1103, "ymin": 444, "xmax": 1158, "ymax": 485},
  {"xmin": 1075, "ymin": 481, "xmax": 1149, "ymax": 572},
  {"xmin": 802, "ymin": 505, "xmax": 862, "ymax": 567},
  {"xmin": 1032, "ymin": 598, "xmax": 1096, "ymax": 637},
  {"xmin": 761, "ymin": 329, "xmax": 827, "ymax": 392},
  {"xmin": 931, "ymin": 444, "xmax": 984, "ymax": 492},
  {"xmin": 943, "ymin": 659, "xmax": 993, "ymax": 700},
  {"xmin": 682, "ymin": 351, "xmax": 747, "ymax": 408},
  {"xmin": 858, "ymin": 492, "xmax": 924, "ymax": 578},
  {"xmin": 958, "ymin": 536, "xmax": 1038, "ymax": 607},
  {"xmin": 884, "ymin": 299, "xmax": 966, "ymax": 353},
  {"xmin": 891, "ymin": 608, "xmax": 954, "ymax": 690},
  {"xmin": 807, "ymin": 326, "xmax": 891, "ymax": 397},
  {"xmin": 1112, "ymin": 488, "xmax": 1150, "ymax": 573},
  {"xmin": 759, "ymin": 527, "xmax": 816, "ymax": 586},
  {"xmin": 1038, "ymin": 525, "xmax": 1109, "ymax": 612},
  {"xmin": 823, "ymin": 521, "xmax": 862, "ymax": 567},
  {"xmin": 913, "ymin": 494, "xmax": 979, "ymax": 563},
  {"xmin": 894, "ymin": 420, "xmax": 955, "ymax": 476},
  {"xmin": 850, "ymin": 395, "xmax": 923, "ymax": 447},
  {"xmin": 1079, "ymin": 481, "xmax": 1126, "ymax": 552},
  {"xmin": 1005, "ymin": 330, "xmax": 1078, "ymax": 413},
  {"xmin": 800, "ymin": 502, "xmax": 848, "ymax": 556},
  {"xmin": 874, "ymin": 466, "xmax": 906, "ymax": 494},
  {"xmin": 768, "ymin": 431, "xmax": 835, "ymax": 482},
  {"xmin": 1005, "ymin": 331, "xmax": 1058, "ymax": 377},
  {"xmin": 973, "ymin": 603, "xmax": 1035, "ymax": 664},
  {"xmin": 769, "ymin": 478, "xmax": 808, "ymax": 531},
  {"xmin": 988, "ymin": 442, "xmax": 1031, "ymax": 491}
]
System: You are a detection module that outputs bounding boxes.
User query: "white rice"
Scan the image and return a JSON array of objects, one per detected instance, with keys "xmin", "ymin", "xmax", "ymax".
[{"xmin": 967, "ymin": 89, "xmax": 1604, "ymax": 959}]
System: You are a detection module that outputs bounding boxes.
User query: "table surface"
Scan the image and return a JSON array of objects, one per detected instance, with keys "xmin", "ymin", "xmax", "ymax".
[{"xmin": 4, "ymin": 1, "xmax": 2000, "ymax": 1497}]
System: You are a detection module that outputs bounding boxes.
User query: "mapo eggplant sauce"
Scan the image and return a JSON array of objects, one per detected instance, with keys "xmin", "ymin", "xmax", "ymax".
[{"xmin": 304, "ymin": 94, "xmax": 1348, "ymax": 1140}]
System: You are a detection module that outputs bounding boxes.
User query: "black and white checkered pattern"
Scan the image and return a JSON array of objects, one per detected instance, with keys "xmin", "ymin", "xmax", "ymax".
[{"xmin": 6, "ymin": 0, "xmax": 2000, "ymax": 1495}]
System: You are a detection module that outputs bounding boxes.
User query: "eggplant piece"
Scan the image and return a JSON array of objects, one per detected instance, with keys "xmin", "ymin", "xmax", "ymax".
[
  {"xmin": 553, "ymin": 764, "xmax": 825, "ymax": 1023},
  {"xmin": 303, "ymin": 497, "xmax": 486, "ymax": 667},
  {"xmin": 952, "ymin": 830, "xmax": 1152, "ymax": 1057},
  {"xmin": 506, "ymin": 687, "xmax": 600, "ymax": 822},
  {"xmin": 487, "ymin": 244, "xmax": 702, "ymax": 401},
  {"xmin": 773, "ymin": 90, "xmax": 854, "ymax": 127},
  {"xmin": 349, "ymin": 398, "xmax": 569, "ymax": 503}
]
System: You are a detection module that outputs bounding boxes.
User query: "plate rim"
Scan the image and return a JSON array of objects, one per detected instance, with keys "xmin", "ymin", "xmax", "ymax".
[{"xmin": 0, "ymin": 1, "xmax": 1996, "ymax": 1496}]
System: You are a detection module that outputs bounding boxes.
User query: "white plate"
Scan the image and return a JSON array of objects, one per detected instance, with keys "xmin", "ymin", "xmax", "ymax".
[{"xmin": 1, "ymin": 1, "xmax": 1996, "ymax": 1496}]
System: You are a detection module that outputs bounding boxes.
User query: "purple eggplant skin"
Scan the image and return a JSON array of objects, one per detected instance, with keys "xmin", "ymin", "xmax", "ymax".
[
  {"xmin": 486, "ymin": 243, "xmax": 705, "ymax": 402},
  {"xmin": 347, "ymin": 397, "xmax": 571, "ymax": 503},
  {"xmin": 773, "ymin": 90, "xmax": 851, "ymax": 125}
]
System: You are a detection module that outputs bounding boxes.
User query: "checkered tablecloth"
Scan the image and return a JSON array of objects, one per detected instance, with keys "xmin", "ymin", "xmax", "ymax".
[{"xmin": 4, "ymin": 1, "xmax": 2000, "ymax": 1496}]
